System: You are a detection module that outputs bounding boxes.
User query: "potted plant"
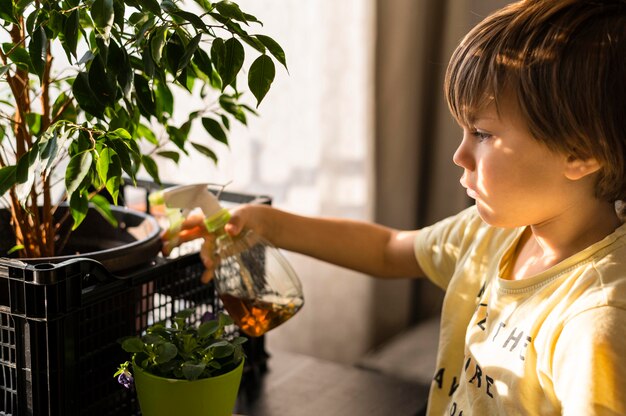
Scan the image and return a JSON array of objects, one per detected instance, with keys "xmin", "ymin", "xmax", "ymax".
[
  {"xmin": 0, "ymin": 0, "xmax": 286, "ymax": 263},
  {"xmin": 115, "ymin": 308, "xmax": 247, "ymax": 416}
]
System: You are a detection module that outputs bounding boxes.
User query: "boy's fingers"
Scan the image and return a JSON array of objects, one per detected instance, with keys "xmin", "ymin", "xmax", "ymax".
[
  {"xmin": 178, "ymin": 227, "xmax": 206, "ymax": 242},
  {"xmin": 199, "ymin": 240, "xmax": 216, "ymax": 284},
  {"xmin": 181, "ymin": 214, "xmax": 207, "ymax": 230},
  {"xmin": 201, "ymin": 269, "xmax": 214, "ymax": 284}
]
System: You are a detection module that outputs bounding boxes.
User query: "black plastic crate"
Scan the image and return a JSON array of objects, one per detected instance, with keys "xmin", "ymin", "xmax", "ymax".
[{"xmin": 0, "ymin": 187, "xmax": 270, "ymax": 416}]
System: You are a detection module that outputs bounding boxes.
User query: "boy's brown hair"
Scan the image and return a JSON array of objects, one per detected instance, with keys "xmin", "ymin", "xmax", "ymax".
[{"xmin": 445, "ymin": 0, "xmax": 626, "ymax": 202}]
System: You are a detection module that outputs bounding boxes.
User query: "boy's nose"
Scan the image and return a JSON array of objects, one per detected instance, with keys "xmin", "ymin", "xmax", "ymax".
[{"xmin": 453, "ymin": 134, "xmax": 474, "ymax": 170}]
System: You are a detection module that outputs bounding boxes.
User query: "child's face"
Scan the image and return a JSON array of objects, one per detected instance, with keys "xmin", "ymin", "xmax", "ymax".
[{"xmin": 452, "ymin": 98, "xmax": 576, "ymax": 228}]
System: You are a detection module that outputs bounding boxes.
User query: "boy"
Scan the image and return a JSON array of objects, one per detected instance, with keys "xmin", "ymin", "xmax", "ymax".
[{"xmin": 168, "ymin": 0, "xmax": 626, "ymax": 414}]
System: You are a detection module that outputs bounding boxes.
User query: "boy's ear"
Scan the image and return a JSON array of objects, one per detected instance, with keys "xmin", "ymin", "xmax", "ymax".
[{"xmin": 564, "ymin": 155, "xmax": 602, "ymax": 180}]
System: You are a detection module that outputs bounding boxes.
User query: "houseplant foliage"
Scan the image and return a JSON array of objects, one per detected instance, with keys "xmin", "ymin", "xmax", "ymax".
[
  {"xmin": 0, "ymin": 0, "xmax": 286, "ymax": 257},
  {"xmin": 116, "ymin": 309, "xmax": 246, "ymax": 382},
  {"xmin": 115, "ymin": 308, "xmax": 247, "ymax": 415}
]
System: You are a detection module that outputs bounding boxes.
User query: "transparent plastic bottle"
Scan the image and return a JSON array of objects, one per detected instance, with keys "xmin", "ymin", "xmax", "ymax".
[{"xmin": 205, "ymin": 210, "xmax": 304, "ymax": 337}]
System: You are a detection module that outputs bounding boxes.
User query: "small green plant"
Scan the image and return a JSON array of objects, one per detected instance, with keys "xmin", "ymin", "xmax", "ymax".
[{"xmin": 115, "ymin": 308, "xmax": 246, "ymax": 386}]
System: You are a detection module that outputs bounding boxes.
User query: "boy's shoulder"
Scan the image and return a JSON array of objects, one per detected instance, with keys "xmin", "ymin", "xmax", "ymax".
[{"xmin": 563, "ymin": 223, "xmax": 626, "ymax": 314}]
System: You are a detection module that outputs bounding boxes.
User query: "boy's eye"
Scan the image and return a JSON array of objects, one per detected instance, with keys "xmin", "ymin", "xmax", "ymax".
[{"xmin": 471, "ymin": 131, "xmax": 491, "ymax": 142}]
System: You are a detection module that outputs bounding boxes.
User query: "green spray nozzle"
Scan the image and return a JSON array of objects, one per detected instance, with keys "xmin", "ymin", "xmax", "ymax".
[{"xmin": 149, "ymin": 184, "xmax": 225, "ymax": 253}]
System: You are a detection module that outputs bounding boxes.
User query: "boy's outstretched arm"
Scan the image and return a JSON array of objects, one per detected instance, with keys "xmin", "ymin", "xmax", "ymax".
[
  {"xmin": 242, "ymin": 205, "xmax": 425, "ymax": 279},
  {"xmin": 165, "ymin": 204, "xmax": 425, "ymax": 281}
]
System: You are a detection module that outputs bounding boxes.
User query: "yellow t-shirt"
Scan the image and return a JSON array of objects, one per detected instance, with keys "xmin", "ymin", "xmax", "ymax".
[{"xmin": 414, "ymin": 206, "xmax": 626, "ymax": 416}]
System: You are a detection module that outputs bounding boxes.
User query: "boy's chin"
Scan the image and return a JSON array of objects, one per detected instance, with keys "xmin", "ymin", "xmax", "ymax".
[{"xmin": 475, "ymin": 202, "xmax": 521, "ymax": 229}]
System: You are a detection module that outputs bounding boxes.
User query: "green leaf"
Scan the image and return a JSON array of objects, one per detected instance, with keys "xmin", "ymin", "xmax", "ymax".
[
  {"xmin": 192, "ymin": 0, "xmax": 211, "ymax": 11},
  {"xmin": 91, "ymin": 0, "xmax": 114, "ymax": 36},
  {"xmin": 15, "ymin": 148, "xmax": 38, "ymax": 203},
  {"xmin": 175, "ymin": 308, "xmax": 195, "ymax": 320},
  {"xmin": 255, "ymin": 34, "xmax": 287, "ymax": 70},
  {"xmin": 248, "ymin": 54, "xmax": 275, "ymax": 107},
  {"xmin": 166, "ymin": 125, "xmax": 187, "ymax": 152},
  {"xmin": 243, "ymin": 12, "xmax": 262, "ymax": 25},
  {"xmin": 29, "ymin": 26, "xmax": 47, "ymax": 80},
  {"xmin": 108, "ymin": 40, "xmax": 132, "ymax": 95},
  {"xmin": 65, "ymin": 151, "xmax": 93, "ymax": 196},
  {"xmin": 107, "ymin": 137, "xmax": 135, "ymax": 181},
  {"xmin": 218, "ymin": 312, "xmax": 234, "ymax": 327},
  {"xmin": 220, "ymin": 37, "xmax": 244, "ymax": 89},
  {"xmin": 90, "ymin": 194, "xmax": 119, "ymax": 227},
  {"xmin": 201, "ymin": 117, "xmax": 227, "ymax": 145},
  {"xmin": 121, "ymin": 337, "xmax": 145, "ymax": 353},
  {"xmin": 197, "ymin": 320, "xmax": 219, "ymax": 338},
  {"xmin": 0, "ymin": 0, "xmax": 17, "ymax": 24},
  {"xmin": 133, "ymin": 74, "xmax": 156, "ymax": 117},
  {"xmin": 96, "ymin": 147, "xmax": 112, "ymax": 183},
  {"xmin": 113, "ymin": 0, "xmax": 125, "ymax": 30},
  {"xmin": 219, "ymin": 94, "xmax": 247, "ymax": 125},
  {"xmin": 150, "ymin": 26, "xmax": 168, "ymax": 65},
  {"xmin": 51, "ymin": 93, "xmax": 77, "ymax": 123},
  {"xmin": 73, "ymin": 71, "xmax": 105, "ymax": 117},
  {"xmin": 2, "ymin": 43, "xmax": 33, "ymax": 72},
  {"xmin": 215, "ymin": 1, "xmax": 248, "ymax": 24},
  {"xmin": 190, "ymin": 142, "xmax": 217, "ymax": 163},
  {"xmin": 239, "ymin": 33, "xmax": 266, "ymax": 53},
  {"xmin": 165, "ymin": 33, "xmax": 185, "ymax": 76},
  {"xmin": 137, "ymin": 123, "xmax": 158, "ymax": 145},
  {"xmin": 48, "ymin": 10, "xmax": 65, "ymax": 36},
  {"xmin": 169, "ymin": 8, "xmax": 208, "ymax": 31},
  {"xmin": 70, "ymin": 190, "xmax": 89, "ymax": 229},
  {"xmin": 154, "ymin": 80, "xmax": 173, "ymax": 119},
  {"xmin": 60, "ymin": 10, "xmax": 79, "ymax": 62},
  {"xmin": 178, "ymin": 33, "xmax": 202, "ymax": 75},
  {"xmin": 181, "ymin": 362, "xmax": 206, "ymax": 381},
  {"xmin": 0, "ymin": 165, "xmax": 16, "ymax": 196},
  {"xmin": 156, "ymin": 150, "xmax": 180, "ymax": 163},
  {"xmin": 211, "ymin": 37, "xmax": 244, "ymax": 90},
  {"xmin": 39, "ymin": 126, "xmax": 72, "ymax": 176},
  {"xmin": 211, "ymin": 343, "xmax": 235, "ymax": 359},
  {"xmin": 136, "ymin": 0, "xmax": 161, "ymax": 16},
  {"xmin": 14, "ymin": 0, "xmax": 32, "ymax": 15},
  {"xmin": 0, "ymin": 65, "xmax": 9, "ymax": 78},
  {"xmin": 7, "ymin": 244, "xmax": 24, "ymax": 255},
  {"xmin": 142, "ymin": 333, "xmax": 165, "ymax": 345},
  {"xmin": 141, "ymin": 154, "xmax": 160, "ymax": 184},
  {"xmin": 155, "ymin": 342, "xmax": 178, "ymax": 363},
  {"xmin": 25, "ymin": 113, "xmax": 42, "ymax": 136},
  {"xmin": 104, "ymin": 157, "xmax": 121, "ymax": 204},
  {"xmin": 192, "ymin": 48, "xmax": 213, "ymax": 79},
  {"xmin": 89, "ymin": 55, "xmax": 117, "ymax": 106},
  {"xmin": 159, "ymin": 0, "xmax": 177, "ymax": 13}
]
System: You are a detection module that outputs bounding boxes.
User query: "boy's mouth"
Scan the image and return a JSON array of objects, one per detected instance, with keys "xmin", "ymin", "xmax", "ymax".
[{"xmin": 459, "ymin": 177, "xmax": 478, "ymax": 199}]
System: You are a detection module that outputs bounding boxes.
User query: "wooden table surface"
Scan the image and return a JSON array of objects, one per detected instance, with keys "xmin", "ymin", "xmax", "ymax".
[{"xmin": 234, "ymin": 349, "xmax": 430, "ymax": 416}]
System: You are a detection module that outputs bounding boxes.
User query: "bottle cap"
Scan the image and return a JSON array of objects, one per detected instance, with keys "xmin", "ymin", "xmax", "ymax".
[{"xmin": 148, "ymin": 190, "xmax": 164, "ymax": 206}]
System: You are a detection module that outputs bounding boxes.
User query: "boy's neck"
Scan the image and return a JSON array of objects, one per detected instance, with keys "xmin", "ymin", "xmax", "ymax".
[{"xmin": 507, "ymin": 201, "xmax": 622, "ymax": 281}]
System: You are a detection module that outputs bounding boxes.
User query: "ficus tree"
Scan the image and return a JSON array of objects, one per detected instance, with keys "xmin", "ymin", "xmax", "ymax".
[{"xmin": 0, "ymin": 0, "xmax": 285, "ymax": 257}]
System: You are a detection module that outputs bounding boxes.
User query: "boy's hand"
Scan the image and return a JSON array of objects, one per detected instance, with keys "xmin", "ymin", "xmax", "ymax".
[
  {"xmin": 160, "ymin": 204, "xmax": 262, "ymax": 283},
  {"xmin": 161, "ymin": 213, "xmax": 217, "ymax": 283}
]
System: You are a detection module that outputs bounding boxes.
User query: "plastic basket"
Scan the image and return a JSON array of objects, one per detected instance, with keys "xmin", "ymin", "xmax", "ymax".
[{"xmin": 0, "ymin": 187, "xmax": 270, "ymax": 416}]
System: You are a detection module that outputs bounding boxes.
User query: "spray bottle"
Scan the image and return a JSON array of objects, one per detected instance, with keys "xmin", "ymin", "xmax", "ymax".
[{"xmin": 149, "ymin": 184, "xmax": 304, "ymax": 337}]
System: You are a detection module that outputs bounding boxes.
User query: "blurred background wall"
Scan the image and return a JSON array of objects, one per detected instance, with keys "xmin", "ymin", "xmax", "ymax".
[{"xmin": 157, "ymin": 0, "xmax": 510, "ymax": 364}]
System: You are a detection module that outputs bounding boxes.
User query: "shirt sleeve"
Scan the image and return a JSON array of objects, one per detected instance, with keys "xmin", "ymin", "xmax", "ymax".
[
  {"xmin": 553, "ymin": 306, "xmax": 626, "ymax": 416},
  {"xmin": 413, "ymin": 205, "xmax": 484, "ymax": 290}
]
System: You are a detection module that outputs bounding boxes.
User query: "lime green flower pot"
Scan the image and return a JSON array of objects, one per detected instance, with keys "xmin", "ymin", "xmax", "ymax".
[{"xmin": 132, "ymin": 359, "xmax": 244, "ymax": 416}]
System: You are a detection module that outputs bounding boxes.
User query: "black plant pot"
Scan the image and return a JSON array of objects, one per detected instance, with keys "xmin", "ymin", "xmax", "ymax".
[{"xmin": 0, "ymin": 205, "xmax": 162, "ymax": 273}]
